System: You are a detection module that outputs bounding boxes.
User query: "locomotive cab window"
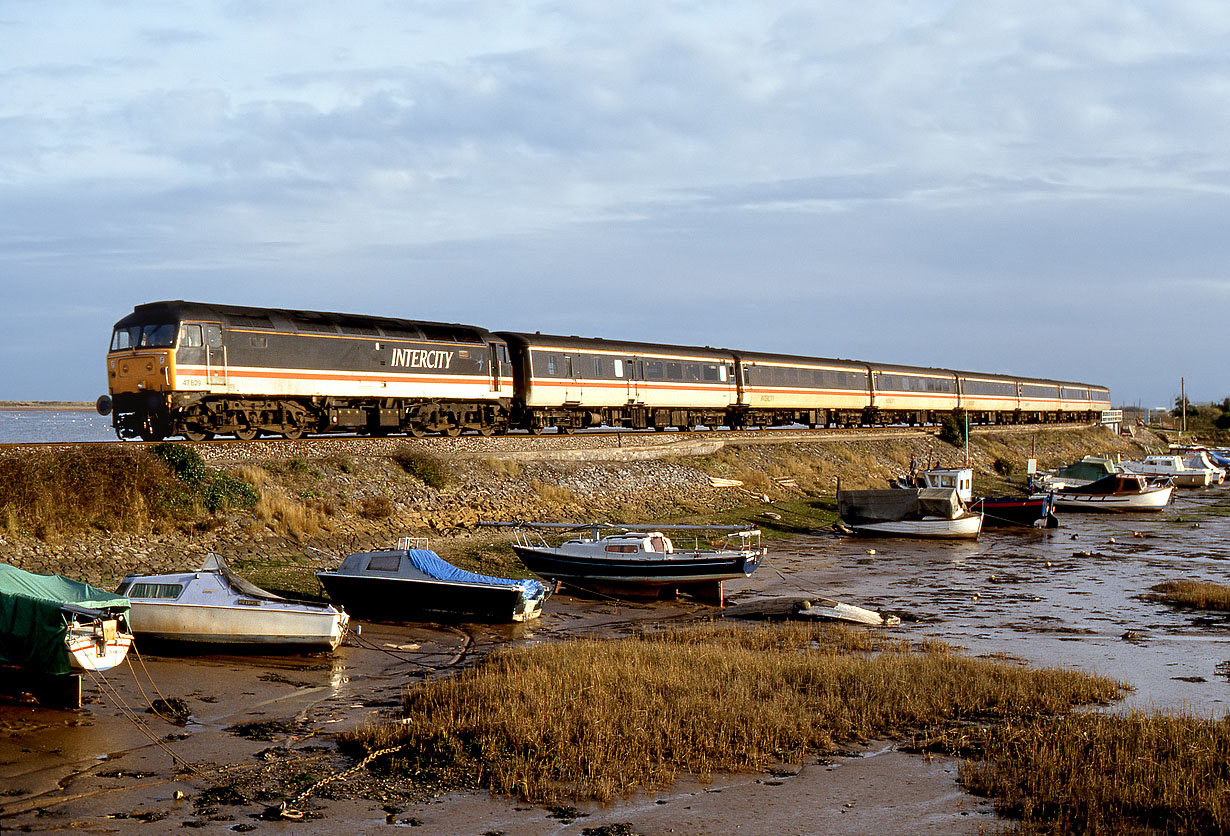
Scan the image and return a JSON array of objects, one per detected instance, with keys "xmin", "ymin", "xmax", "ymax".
[{"xmin": 181, "ymin": 324, "xmax": 203, "ymax": 348}]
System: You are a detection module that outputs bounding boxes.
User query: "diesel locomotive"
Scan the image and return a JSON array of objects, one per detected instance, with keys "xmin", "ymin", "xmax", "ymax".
[{"xmin": 96, "ymin": 301, "xmax": 1111, "ymax": 441}]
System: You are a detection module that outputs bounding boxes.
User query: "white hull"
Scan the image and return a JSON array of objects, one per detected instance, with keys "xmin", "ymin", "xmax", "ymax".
[
  {"xmin": 128, "ymin": 601, "xmax": 348, "ymax": 649},
  {"xmin": 1053, "ymin": 485, "xmax": 1174, "ymax": 512},
  {"xmin": 66, "ymin": 621, "xmax": 133, "ymax": 672},
  {"xmin": 850, "ymin": 514, "xmax": 983, "ymax": 539}
]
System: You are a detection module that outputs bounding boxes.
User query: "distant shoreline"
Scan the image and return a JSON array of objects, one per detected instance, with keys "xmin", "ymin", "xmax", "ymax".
[{"xmin": 0, "ymin": 401, "xmax": 95, "ymax": 411}]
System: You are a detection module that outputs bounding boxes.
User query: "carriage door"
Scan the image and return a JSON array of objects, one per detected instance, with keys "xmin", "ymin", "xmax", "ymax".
[
  {"xmin": 563, "ymin": 354, "xmax": 582, "ymax": 403},
  {"xmin": 205, "ymin": 325, "xmax": 227, "ymax": 387},
  {"xmin": 489, "ymin": 343, "xmax": 503, "ymax": 392},
  {"xmin": 624, "ymin": 356, "xmax": 641, "ymax": 403}
]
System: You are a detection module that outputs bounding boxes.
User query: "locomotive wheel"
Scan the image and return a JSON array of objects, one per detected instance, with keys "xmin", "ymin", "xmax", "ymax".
[
  {"xmin": 408, "ymin": 424, "xmax": 426, "ymax": 438},
  {"xmin": 281, "ymin": 424, "xmax": 304, "ymax": 440},
  {"xmin": 559, "ymin": 426, "xmax": 575, "ymax": 435},
  {"xmin": 182, "ymin": 426, "xmax": 212, "ymax": 442},
  {"xmin": 443, "ymin": 424, "xmax": 461, "ymax": 438},
  {"xmin": 527, "ymin": 425, "xmax": 542, "ymax": 435},
  {"xmin": 477, "ymin": 424, "xmax": 494, "ymax": 437},
  {"xmin": 233, "ymin": 426, "xmax": 260, "ymax": 441}
]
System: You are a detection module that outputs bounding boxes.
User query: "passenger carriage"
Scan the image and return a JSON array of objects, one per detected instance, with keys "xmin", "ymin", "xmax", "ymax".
[
  {"xmin": 497, "ymin": 333, "xmax": 738, "ymax": 432},
  {"xmin": 730, "ymin": 351, "xmax": 870, "ymax": 428},
  {"xmin": 866, "ymin": 363, "xmax": 960, "ymax": 425}
]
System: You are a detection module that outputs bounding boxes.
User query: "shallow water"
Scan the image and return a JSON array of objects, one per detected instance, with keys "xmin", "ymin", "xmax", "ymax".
[
  {"xmin": 0, "ymin": 409, "xmax": 115, "ymax": 443},
  {"xmin": 726, "ymin": 486, "xmax": 1230, "ymax": 714}
]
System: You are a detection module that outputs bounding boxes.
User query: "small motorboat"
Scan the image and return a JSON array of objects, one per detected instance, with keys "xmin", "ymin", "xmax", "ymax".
[
  {"xmin": 117, "ymin": 554, "xmax": 349, "ymax": 651},
  {"xmin": 894, "ymin": 467, "xmax": 1057, "ymax": 528},
  {"xmin": 498, "ymin": 523, "xmax": 765, "ymax": 604},
  {"xmin": 1118, "ymin": 455, "xmax": 1213, "ymax": 488},
  {"xmin": 1051, "ymin": 473, "xmax": 1174, "ymax": 512},
  {"xmin": 0, "ymin": 564, "xmax": 132, "ymax": 675},
  {"xmin": 317, "ymin": 539, "xmax": 550, "ymax": 622},
  {"xmin": 838, "ymin": 487, "xmax": 983, "ymax": 539}
]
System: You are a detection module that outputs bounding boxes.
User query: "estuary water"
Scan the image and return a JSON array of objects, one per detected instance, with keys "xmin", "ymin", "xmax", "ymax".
[
  {"xmin": 0, "ymin": 409, "xmax": 115, "ymax": 443},
  {"xmin": 728, "ymin": 486, "xmax": 1230, "ymax": 714}
]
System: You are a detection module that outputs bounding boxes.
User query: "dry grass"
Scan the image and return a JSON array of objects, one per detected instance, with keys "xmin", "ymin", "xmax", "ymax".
[
  {"xmin": 342, "ymin": 623, "xmax": 1125, "ymax": 804},
  {"xmin": 0, "ymin": 447, "xmax": 183, "ymax": 537},
  {"xmin": 960, "ymin": 711, "xmax": 1230, "ymax": 834},
  {"xmin": 252, "ymin": 490, "xmax": 333, "ymax": 542},
  {"xmin": 235, "ymin": 465, "xmax": 269, "ymax": 490},
  {"xmin": 1149, "ymin": 580, "xmax": 1230, "ymax": 612},
  {"xmin": 484, "ymin": 457, "xmax": 525, "ymax": 478},
  {"xmin": 529, "ymin": 480, "xmax": 578, "ymax": 506}
]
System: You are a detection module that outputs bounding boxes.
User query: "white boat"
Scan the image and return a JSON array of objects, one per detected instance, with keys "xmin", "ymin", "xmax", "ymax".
[
  {"xmin": 838, "ymin": 487, "xmax": 983, "ymax": 539},
  {"xmin": 64, "ymin": 604, "xmax": 134, "ymax": 671},
  {"xmin": 117, "ymin": 554, "xmax": 349, "ymax": 650},
  {"xmin": 1051, "ymin": 473, "xmax": 1174, "ymax": 512},
  {"xmin": 793, "ymin": 598, "xmax": 901, "ymax": 626},
  {"xmin": 1178, "ymin": 450, "xmax": 1226, "ymax": 485},
  {"xmin": 0, "ymin": 564, "xmax": 133, "ymax": 675},
  {"xmin": 1118, "ymin": 455, "xmax": 1212, "ymax": 487}
]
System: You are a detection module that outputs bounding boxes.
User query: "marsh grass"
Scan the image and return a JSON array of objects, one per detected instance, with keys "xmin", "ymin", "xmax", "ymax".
[
  {"xmin": 342, "ymin": 623, "xmax": 1125, "ymax": 804},
  {"xmin": 959, "ymin": 711, "xmax": 1230, "ymax": 834},
  {"xmin": 1149, "ymin": 580, "xmax": 1230, "ymax": 611}
]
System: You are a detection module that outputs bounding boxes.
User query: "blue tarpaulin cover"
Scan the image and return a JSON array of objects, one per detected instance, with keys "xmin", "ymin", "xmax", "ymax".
[
  {"xmin": 405, "ymin": 549, "xmax": 548, "ymax": 599},
  {"xmin": 0, "ymin": 564, "xmax": 130, "ymax": 675}
]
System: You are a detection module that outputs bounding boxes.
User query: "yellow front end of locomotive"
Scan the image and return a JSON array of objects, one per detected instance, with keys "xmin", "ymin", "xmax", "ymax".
[{"xmin": 107, "ymin": 350, "xmax": 176, "ymax": 395}]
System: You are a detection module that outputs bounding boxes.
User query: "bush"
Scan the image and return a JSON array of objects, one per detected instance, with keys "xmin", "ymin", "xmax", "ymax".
[
  {"xmin": 151, "ymin": 442, "xmax": 206, "ymax": 483},
  {"xmin": 937, "ymin": 410, "xmax": 968, "ymax": 447},
  {"xmin": 993, "ymin": 457, "xmax": 1015, "ymax": 476},
  {"xmin": 393, "ymin": 447, "xmax": 452, "ymax": 489}
]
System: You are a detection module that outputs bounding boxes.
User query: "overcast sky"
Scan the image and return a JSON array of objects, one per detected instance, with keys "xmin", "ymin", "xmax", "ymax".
[{"xmin": 3, "ymin": 1, "xmax": 1228, "ymax": 408}]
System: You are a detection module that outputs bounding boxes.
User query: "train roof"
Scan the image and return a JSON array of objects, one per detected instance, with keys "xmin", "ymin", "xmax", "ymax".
[
  {"xmin": 727, "ymin": 349, "xmax": 867, "ymax": 370},
  {"xmin": 117, "ymin": 301, "xmax": 494, "ymax": 344},
  {"xmin": 497, "ymin": 331, "xmax": 734, "ymax": 359}
]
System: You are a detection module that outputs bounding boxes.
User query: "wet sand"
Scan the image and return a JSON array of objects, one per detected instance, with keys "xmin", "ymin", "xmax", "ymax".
[{"xmin": 2, "ymin": 485, "xmax": 1227, "ymax": 833}]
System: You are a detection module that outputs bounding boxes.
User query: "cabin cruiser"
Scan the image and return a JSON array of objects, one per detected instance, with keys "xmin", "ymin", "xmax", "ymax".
[
  {"xmin": 1051, "ymin": 473, "xmax": 1174, "ymax": 512},
  {"xmin": 318, "ymin": 539, "xmax": 549, "ymax": 622},
  {"xmin": 118, "ymin": 554, "xmax": 349, "ymax": 650},
  {"xmin": 1117, "ymin": 455, "xmax": 1213, "ymax": 488}
]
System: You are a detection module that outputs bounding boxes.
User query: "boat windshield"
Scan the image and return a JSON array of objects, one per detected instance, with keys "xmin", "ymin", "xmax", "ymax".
[{"xmin": 111, "ymin": 322, "xmax": 177, "ymax": 351}]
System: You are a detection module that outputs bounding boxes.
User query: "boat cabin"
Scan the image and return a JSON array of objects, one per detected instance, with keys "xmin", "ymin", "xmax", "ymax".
[
  {"xmin": 915, "ymin": 468, "xmax": 973, "ymax": 503},
  {"xmin": 577, "ymin": 533, "xmax": 676, "ymax": 555}
]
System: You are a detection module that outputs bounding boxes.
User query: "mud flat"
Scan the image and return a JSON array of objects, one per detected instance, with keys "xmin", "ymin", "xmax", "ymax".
[
  {"xmin": 4, "ymin": 424, "xmax": 1212, "ymax": 833},
  {"xmin": 0, "ymin": 596, "xmax": 999, "ymax": 835}
]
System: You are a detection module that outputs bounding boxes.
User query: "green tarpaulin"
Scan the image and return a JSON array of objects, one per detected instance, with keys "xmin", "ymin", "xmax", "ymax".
[{"xmin": 0, "ymin": 564, "xmax": 130, "ymax": 675}]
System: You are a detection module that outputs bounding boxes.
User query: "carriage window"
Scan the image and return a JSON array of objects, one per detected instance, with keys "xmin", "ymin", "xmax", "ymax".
[
  {"xmin": 703, "ymin": 364, "xmax": 720, "ymax": 382},
  {"xmin": 594, "ymin": 357, "xmax": 603, "ymax": 377},
  {"xmin": 666, "ymin": 363, "xmax": 683, "ymax": 380},
  {"xmin": 614, "ymin": 359, "xmax": 624, "ymax": 378},
  {"xmin": 181, "ymin": 324, "xmax": 203, "ymax": 348},
  {"xmin": 644, "ymin": 361, "xmax": 664, "ymax": 380},
  {"xmin": 546, "ymin": 355, "xmax": 558, "ymax": 376}
]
